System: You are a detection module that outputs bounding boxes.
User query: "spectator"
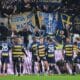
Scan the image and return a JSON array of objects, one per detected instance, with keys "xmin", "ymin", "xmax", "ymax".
[
  {"xmin": 0, "ymin": 22, "xmax": 11, "ymax": 41},
  {"xmin": 18, "ymin": 26, "xmax": 32, "ymax": 49},
  {"xmin": 33, "ymin": 27, "xmax": 41, "ymax": 37},
  {"xmin": 40, "ymin": 25, "xmax": 46, "ymax": 37}
]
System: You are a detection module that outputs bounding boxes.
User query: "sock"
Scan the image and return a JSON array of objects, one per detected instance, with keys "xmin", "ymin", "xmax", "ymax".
[
  {"xmin": 55, "ymin": 65, "xmax": 61, "ymax": 74},
  {"xmin": 40, "ymin": 63, "xmax": 42, "ymax": 73},
  {"xmin": 53, "ymin": 66, "xmax": 57, "ymax": 74},
  {"xmin": 32, "ymin": 63, "xmax": 34, "ymax": 73},
  {"xmin": 17, "ymin": 63, "xmax": 20, "ymax": 75},
  {"xmin": 1, "ymin": 66, "xmax": 3, "ymax": 73},
  {"xmin": 66, "ymin": 63, "xmax": 72, "ymax": 74},
  {"xmin": 72, "ymin": 65, "xmax": 75, "ymax": 73},
  {"xmin": 49, "ymin": 66, "xmax": 53, "ymax": 71},
  {"xmin": 77, "ymin": 64, "xmax": 80, "ymax": 70},
  {"xmin": 5, "ymin": 69, "xmax": 7, "ymax": 73},
  {"xmin": 21, "ymin": 65, "xmax": 23, "ymax": 74}
]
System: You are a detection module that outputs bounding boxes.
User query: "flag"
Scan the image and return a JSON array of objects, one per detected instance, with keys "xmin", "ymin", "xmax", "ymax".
[
  {"xmin": 61, "ymin": 14, "xmax": 72, "ymax": 27},
  {"xmin": 9, "ymin": 12, "xmax": 36, "ymax": 32},
  {"xmin": 37, "ymin": 11, "xmax": 57, "ymax": 34}
]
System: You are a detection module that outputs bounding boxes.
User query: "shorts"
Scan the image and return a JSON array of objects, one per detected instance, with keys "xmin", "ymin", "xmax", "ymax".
[
  {"xmin": 39, "ymin": 56, "xmax": 47, "ymax": 61},
  {"xmin": 73, "ymin": 57, "xmax": 77, "ymax": 63},
  {"xmin": 75, "ymin": 56, "xmax": 80, "ymax": 63},
  {"xmin": 1, "ymin": 56, "xmax": 9, "ymax": 63},
  {"xmin": 12, "ymin": 57, "xmax": 24, "ymax": 63},
  {"xmin": 32, "ymin": 55, "xmax": 38, "ymax": 62},
  {"xmin": 56, "ymin": 60, "xmax": 65, "ymax": 66},
  {"xmin": 65, "ymin": 56, "xmax": 72, "ymax": 63},
  {"xmin": 47, "ymin": 57, "xmax": 55, "ymax": 64}
]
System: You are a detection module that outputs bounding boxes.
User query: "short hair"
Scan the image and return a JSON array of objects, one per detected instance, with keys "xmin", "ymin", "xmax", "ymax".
[
  {"xmin": 49, "ymin": 38, "xmax": 53, "ymax": 42},
  {"xmin": 0, "ymin": 22, "xmax": 4, "ymax": 26},
  {"xmin": 74, "ymin": 42, "xmax": 77, "ymax": 45}
]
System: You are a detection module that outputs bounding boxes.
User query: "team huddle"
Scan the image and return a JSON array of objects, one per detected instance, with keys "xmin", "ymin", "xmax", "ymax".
[{"xmin": 0, "ymin": 36, "xmax": 80, "ymax": 76}]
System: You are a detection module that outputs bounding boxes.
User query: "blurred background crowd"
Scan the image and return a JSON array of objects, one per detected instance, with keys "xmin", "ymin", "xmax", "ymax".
[{"xmin": 0, "ymin": 0, "xmax": 80, "ymax": 44}]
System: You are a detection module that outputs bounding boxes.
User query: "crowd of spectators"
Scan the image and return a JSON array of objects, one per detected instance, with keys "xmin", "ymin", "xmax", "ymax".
[{"xmin": 0, "ymin": 0, "xmax": 80, "ymax": 46}]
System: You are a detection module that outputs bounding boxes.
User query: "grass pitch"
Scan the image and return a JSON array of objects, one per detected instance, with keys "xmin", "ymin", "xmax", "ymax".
[{"xmin": 0, "ymin": 74, "xmax": 80, "ymax": 80}]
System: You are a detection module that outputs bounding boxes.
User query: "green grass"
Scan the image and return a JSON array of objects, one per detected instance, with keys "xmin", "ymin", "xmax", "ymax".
[{"xmin": 0, "ymin": 74, "xmax": 80, "ymax": 80}]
